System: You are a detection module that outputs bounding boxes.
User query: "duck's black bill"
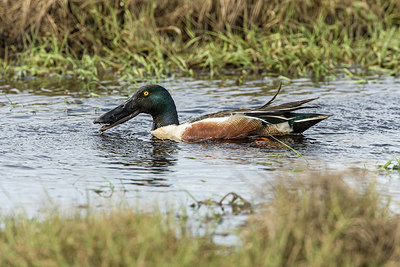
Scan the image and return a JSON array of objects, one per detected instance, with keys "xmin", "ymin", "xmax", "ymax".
[{"xmin": 93, "ymin": 99, "xmax": 139, "ymax": 132}]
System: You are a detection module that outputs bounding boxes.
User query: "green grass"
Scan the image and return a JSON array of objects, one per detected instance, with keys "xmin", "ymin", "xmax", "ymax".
[
  {"xmin": 1, "ymin": 0, "xmax": 400, "ymax": 81},
  {"xmin": 3, "ymin": 25, "xmax": 399, "ymax": 82},
  {"xmin": 379, "ymin": 157, "xmax": 400, "ymax": 172},
  {"xmin": 0, "ymin": 208, "xmax": 223, "ymax": 266},
  {"xmin": 0, "ymin": 171, "xmax": 399, "ymax": 266}
]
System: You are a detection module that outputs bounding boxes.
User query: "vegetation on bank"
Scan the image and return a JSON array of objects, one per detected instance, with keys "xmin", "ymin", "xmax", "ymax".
[
  {"xmin": 0, "ymin": 172, "xmax": 399, "ymax": 266},
  {"xmin": 1, "ymin": 0, "xmax": 400, "ymax": 81}
]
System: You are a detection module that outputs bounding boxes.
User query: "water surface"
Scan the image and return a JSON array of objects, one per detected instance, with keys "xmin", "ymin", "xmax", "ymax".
[{"xmin": 1, "ymin": 76, "xmax": 399, "ymax": 219}]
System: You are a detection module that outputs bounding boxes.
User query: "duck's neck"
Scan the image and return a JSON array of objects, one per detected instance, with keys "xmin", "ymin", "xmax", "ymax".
[{"xmin": 152, "ymin": 107, "xmax": 179, "ymax": 130}]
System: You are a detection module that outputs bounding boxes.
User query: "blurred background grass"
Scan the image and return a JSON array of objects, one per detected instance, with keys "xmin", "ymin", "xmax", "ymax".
[
  {"xmin": 1, "ymin": 171, "xmax": 399, "ymax": 266},
  {"xmin": 1, "ymin": 0, "xmax": 400, "ymax": 80}
]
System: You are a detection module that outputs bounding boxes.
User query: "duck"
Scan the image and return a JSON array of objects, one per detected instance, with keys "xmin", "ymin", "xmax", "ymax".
[{"xmin": 93, "ymin": 84, "xmax": 330, "ymax": 142}]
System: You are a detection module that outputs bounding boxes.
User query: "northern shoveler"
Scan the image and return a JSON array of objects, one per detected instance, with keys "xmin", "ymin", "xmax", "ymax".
[{"xmin": 93, "ymin": 84, "xmax": 330, "ymax": 142}]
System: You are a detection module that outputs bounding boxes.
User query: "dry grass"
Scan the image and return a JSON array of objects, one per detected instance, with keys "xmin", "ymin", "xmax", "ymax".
[
  {"xmin": 240, "ymin": 172, "xmax": 400, "ymax": 266},
  {"xmin": 0, "ymin": 208, "xmax": 222, "ymax": 266},
  {"xmin": 1, "ymin": 0, "xmax": 400, "ymax": 54}
]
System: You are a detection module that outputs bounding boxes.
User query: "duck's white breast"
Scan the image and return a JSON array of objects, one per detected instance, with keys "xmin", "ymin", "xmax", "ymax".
[{"xmin": 150, "ymin": 123, "xmax": 190, "ymax": 141}]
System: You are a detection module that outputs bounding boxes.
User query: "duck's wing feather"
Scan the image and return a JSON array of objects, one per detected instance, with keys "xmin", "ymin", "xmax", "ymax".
[
  {"xmin": 258, "ymin": 82, "xmax": 282, "ymax": 109},
  {"xmin": 260, "ymin": 97, "xmax": 319, "ymax": 111},
  {"xmin": 190, "ymin": 97, "xmax": 320, "ymax": 123}
]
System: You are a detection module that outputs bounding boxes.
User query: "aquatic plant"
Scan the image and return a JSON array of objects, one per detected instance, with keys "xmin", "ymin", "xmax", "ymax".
[{"xmin": 379, "ymin": 157, "xmax": 400, "ymax": 172}]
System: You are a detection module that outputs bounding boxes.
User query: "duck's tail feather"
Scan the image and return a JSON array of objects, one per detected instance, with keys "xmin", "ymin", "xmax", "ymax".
[{"xmin": 290, "ymin": 114, "xmax": 331, "ymax": 133}]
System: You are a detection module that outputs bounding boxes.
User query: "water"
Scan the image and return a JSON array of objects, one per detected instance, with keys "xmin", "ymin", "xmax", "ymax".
[{"xmin": 1, "ymin": 76, "xmax": 399, "ymax": 221}]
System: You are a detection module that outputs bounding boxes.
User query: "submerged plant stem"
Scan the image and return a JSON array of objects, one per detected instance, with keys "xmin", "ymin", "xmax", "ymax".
[{"xmin": 269, "ymin": 136, "xmax": 303, "ymax": 157}]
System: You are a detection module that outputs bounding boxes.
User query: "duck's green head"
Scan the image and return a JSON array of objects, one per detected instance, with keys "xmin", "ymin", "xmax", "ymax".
[{"xmin": 94, "ymin": 84, "xmax": 179, "ymax": 132}]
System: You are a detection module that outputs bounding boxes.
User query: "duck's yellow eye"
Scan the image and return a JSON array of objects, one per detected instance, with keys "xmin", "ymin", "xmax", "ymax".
[{"xmin": 143, "ymin": 91, "xmax": 149, "ymax": 96}]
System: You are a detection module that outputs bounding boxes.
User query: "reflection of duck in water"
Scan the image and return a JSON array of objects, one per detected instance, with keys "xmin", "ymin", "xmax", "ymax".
[
  {"xmin": 94, "ymin": 84, "xmax": 330, "ymax": 142},
  {"xmin": 95, "ymin": 134, "xmax": 178, "ymax": 170},
  {"xmin": 94, "ymin": 135, "xmax": 178, "ymax": 187}
]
